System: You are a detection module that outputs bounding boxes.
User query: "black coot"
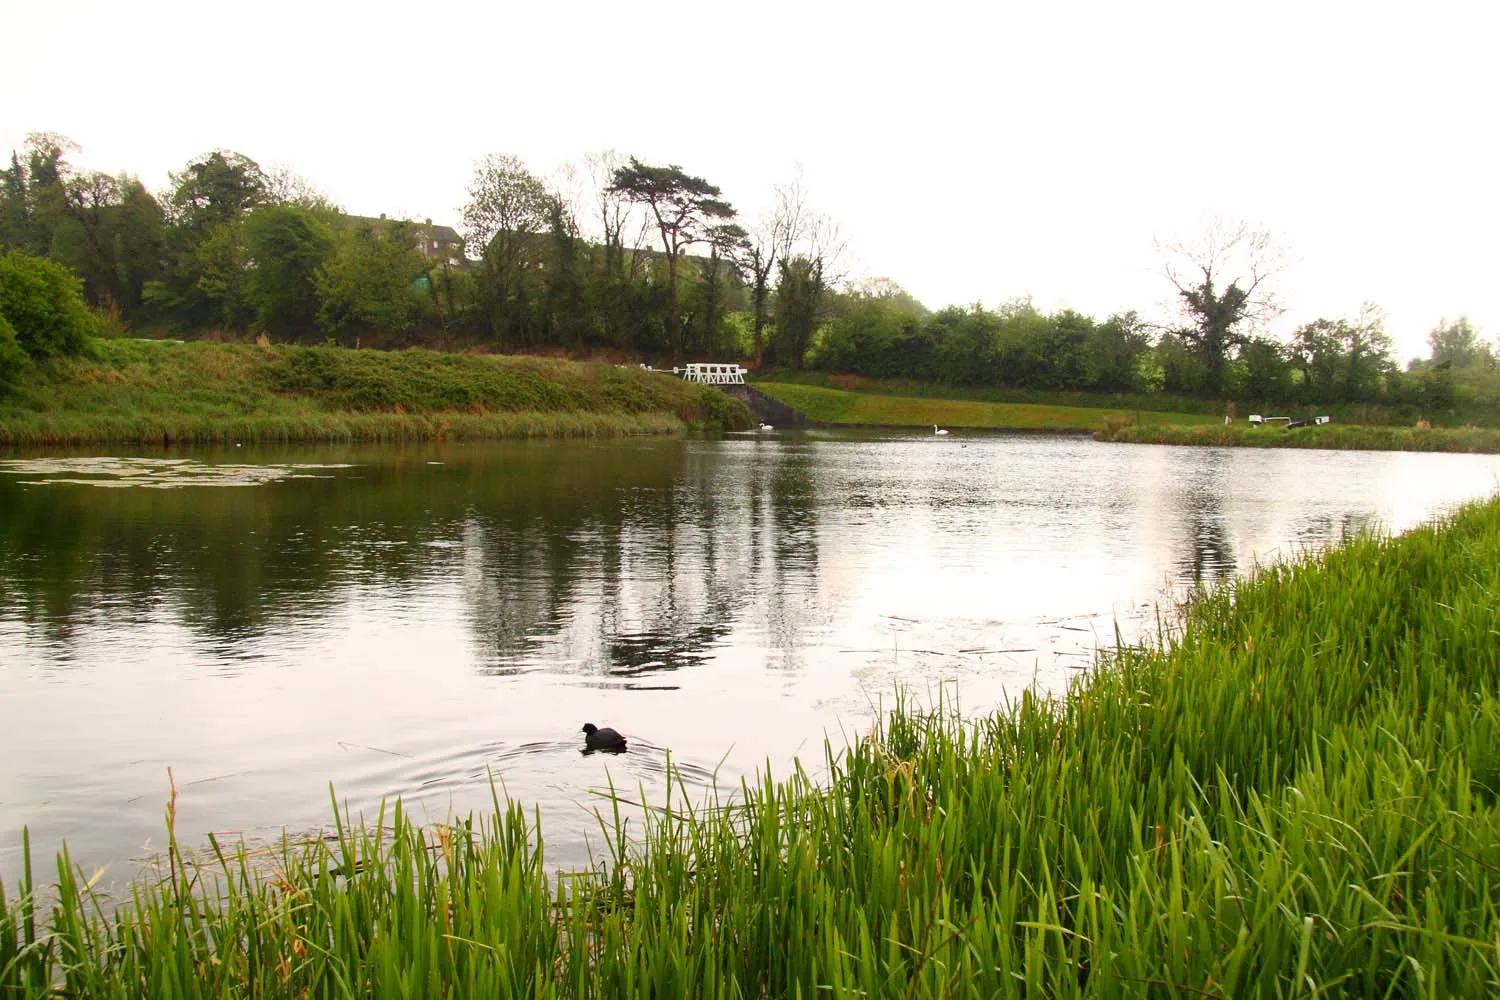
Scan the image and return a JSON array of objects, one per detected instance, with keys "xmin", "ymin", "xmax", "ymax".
[{"xmin": 581, "ymin": 722, "xmax": 627, "ymax": 752}]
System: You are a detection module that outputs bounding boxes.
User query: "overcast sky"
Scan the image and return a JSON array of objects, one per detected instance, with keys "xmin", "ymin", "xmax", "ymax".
[{"xmin": 3, "ymin": 0, "xmax": 1495, "ymax": 361}]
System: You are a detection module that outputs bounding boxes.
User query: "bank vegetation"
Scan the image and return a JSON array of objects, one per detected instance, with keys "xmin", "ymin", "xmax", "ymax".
[
  {"xmin": 1093, "ymin": 418, "xmax": 1500, "ymax": 453},
  {"xmin": 0, "ymin": 338, "xmax": 750, "ymax": 445}
]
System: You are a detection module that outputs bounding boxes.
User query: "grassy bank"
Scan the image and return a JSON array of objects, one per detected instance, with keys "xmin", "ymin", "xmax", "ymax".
[
  {"xmin": 6, "ymin": 498, "xmax": 1498, "ymax": 996},
  {"xmin": 1095, "ymin": 420, "xmax": 1500, "ymax": 453},
  {"xmin": 762, "ymin": 371, "xmax": 1235, "ymax": 417},
  {"xmin": 756, "ymin": 380, "xmax": 1219, "ymax": 431},
  {"xmin": 0, "ymin": 340, "xmax": 752, "ymax": 445},
  {"xmin": 759, "ymin": 370, "xmax": 1500, "ymax": 429}
]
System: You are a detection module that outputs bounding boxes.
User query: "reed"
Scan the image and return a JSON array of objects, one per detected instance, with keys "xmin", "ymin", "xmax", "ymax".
[
  {"xmin": 5, "ymin": 497, "xmax": 1499, "ymax": 997},
  {"xmin": 1094, "ymin": 420, "xmax": 1500, "ymax": 453}
]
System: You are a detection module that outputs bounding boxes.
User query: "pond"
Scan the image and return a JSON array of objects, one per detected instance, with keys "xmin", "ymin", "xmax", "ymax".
[{"xmin": 1, "ymin": 432, "xmax": 1496, "ymax": 888}]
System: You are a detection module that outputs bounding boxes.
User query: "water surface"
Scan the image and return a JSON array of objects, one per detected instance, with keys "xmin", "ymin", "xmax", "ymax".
[{"xmin": 1, "ymin": 432, "xmax": 1495, "ymax": 887}]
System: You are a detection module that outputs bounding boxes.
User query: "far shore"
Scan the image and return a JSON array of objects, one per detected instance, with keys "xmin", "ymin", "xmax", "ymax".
[
  {"xmin": 752, "ymin": 380, "xmax": 1500, "ymax": 453},
  {"xmin": 0, "ymin": 339, "xmax": 753, "ymax": 446},
  {"xmin": 1093, "ymin": 420, "xmax": 1500, "ymax": 453}
]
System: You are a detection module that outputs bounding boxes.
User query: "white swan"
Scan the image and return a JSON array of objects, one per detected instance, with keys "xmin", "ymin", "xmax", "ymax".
[
  {"xmin": 933, "ymin": 425, "xmax": 949, "ymax": 436},
  {"xmin": 759, "ymin": 422, "xmax": 774, "ymax": 431}
]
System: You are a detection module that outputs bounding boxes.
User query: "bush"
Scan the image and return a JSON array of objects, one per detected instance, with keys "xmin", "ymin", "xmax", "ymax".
[
  {"xmin": 0, "ymin": 313, "xmax": 31, "ymax": 391},
  {"xmin": 0, "ymin": 250, "xmax": 97, "ymax": 358}
]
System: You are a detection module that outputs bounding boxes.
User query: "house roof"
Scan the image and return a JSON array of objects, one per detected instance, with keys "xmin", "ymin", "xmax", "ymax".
[{"xmin": 344, "ymin": 215, "xmax": 461, "ymax": 244}]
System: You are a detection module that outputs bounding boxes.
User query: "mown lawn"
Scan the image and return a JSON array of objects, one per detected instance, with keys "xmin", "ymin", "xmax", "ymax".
[{"xmin": 756, "ymin": 380, "xmax": 1220, "ymax": 430}]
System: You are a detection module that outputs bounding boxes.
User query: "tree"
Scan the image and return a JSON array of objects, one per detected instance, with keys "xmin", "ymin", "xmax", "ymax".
[
  {"xmin": 0, "ymin": 134, "xmax": 77, "ymax": 258},
  {"xmin": 1289, "ymin": 306, "xmax": 1393, "ymax": 404},
  {"xmin": 579, "ymin": 150, "xmax": 652, "ymax": 351},
  {"xmin": 148, "ymin": 151, "xmax": 268, "ymax": 330},
  {"xmin": 770, "ymin": 255, "xmax": 825, "ymax": 370},
  {"xmin": 1427, "ymin": 316, "xmax": 1491, "ymax": 369},
  {"xmin": 244, "ymin": 203, "xmax": 335, "ymax": 338},
  {"xmin": 316, "ymin": 220, "xmax": 426, "ymax": 335},
  {"xmin": 165, "ymin": 151, "xmax": 268, "ymax": 235},
  {"xmin": 1239, "ymin": 335, "xmax": 1291, "ymax": 401},
  {"xmin": 682, "ymin": 221, "xmax": 748, "ymax": 358},
  {"xmin": 539, "ymin": 193, "xmax": 589, "ymax": 348},
  {"xmin": 1083, "ymin": 311, "xmax": 1153, "ymax": 392},
  {"xmin": 813, "ymin": 281, "xmax": 926, "ymax": 377},
  {"xmin": 0, "ymin": 312, "xmax": 28, "ymax": 392},
  {"xmin": 766, "ymin": 205, "xmax": 842, "ymax": 371},
  {"xmin": 1338, "ymin": 303, "xmax": 1395, "ymax": 401},
  {"xmin": 462, "ymin": 154, "xmax": 550, "ymax": 346},
  {"xmin": 991, "ymin": 298, "xmax": 1053, "ymax": 387},
  {"xmin": 1160, "ymin": 221, "xmax": 1282, "ymax": 394},
  {"xmin": 0, "ymin": 249, "xmax": 96, "ymax": 358},
  {"xmin": 0, "ymin": 151, "xmax": 47, "ymax": 254},
  {"xmin": 745, "ymin": 175, "xmax": 810, "ymax": 366},
  {"xmin": 608, "ymin": 158, "xmax": 738, "ymax": 361},
  {"xmin": 930, "ymin": 305, "xmax": 1000, "ymax": 386}
]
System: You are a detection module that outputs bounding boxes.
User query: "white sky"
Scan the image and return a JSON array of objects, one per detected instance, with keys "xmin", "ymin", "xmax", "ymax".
[{"xmin": 3, "ymin": 0, "xmax": 1496, "ymax": 361}]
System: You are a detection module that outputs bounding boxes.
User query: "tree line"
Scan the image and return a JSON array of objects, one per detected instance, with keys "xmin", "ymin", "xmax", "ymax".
[
  {"xmin": 1, "ymin": 133, "xmax": 1494, "ymax": 414},
  {"xmin": 0, "ymin": 135, "xmax": 840, "ymax": 368}
]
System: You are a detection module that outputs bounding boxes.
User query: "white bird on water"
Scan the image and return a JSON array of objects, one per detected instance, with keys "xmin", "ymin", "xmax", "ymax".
[
  {"xmin": 759, "ymin": 422, "xmax": 774, "ymax": 431},
  {"xmin": 933, "ymin": 425, "xmax": 949, "ymax": 436}
]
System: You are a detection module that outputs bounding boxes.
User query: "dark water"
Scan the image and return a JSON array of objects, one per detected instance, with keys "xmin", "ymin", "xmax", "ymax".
[{"xmin": 1, "ymin": 433, "xmax": 1496, "ymax": 888}]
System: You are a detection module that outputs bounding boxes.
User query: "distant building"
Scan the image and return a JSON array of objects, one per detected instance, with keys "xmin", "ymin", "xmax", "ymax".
[
  {"xmin": 343, "ymin": 214, "xmax": 463, "ymax": 263},
  {"xmin": 416, "ymin": 221, "xmax": 463, "ymax": 262}
]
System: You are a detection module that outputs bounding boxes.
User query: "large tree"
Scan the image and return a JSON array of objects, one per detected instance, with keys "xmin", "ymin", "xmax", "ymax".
[
  {"xmin": 1289, "ymin": 305, "xmax": 1394, "ymax": 403},
  {"xmin": 1427, "ymin": 316, "xmax": 1491, "ymax": 369},
  {"xmin": 147, "ymin": 151, "xmax": 268, "ymax": 330},
  {"xmin": 462, "ymin": 154, "xmax": 549, "ymax": 345},
  {"xmin": 608, "ymin": 158, "xmax": 737, "ymax": 361},
  {"xmin": 315, "ymin": 220, "xmax": 426, "ymax": 336},
  {"xmin": 243, "ymin": 203, "xmax": 335, "ymax": 338},
  {"xmin": 1160, "ymin": 221, "xmax": 1282, "ymax": 394},
  {"xmin": 767, "ymin": 208, "xmax": 842, "ymax": 371},
  {"xmin": 745, "ymin": 175, "xmax": 810, "ymax": 366},
  {"xmin": 166, "ymin": 151, "xmax": 267, "ymax": 233}
]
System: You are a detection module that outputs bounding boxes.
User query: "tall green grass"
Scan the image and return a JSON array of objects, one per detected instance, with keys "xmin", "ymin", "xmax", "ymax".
[
  {"xmin": 5, "ymin": 498, "xmax": 1499, "ymax": 997},
  {"xmin": 1095, "ymin": 420, "xmax": 1500, "ymax": 453},
  {"xmin": 0, "ymin": 340, "xmax": 752, "ymax": 445}
]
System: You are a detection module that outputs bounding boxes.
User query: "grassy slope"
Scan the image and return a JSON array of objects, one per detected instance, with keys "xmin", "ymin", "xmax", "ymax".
[
  {"xmin": 1096, "ymin": 420, "xmax": 1500, "ymax": 453},
  {"xmin": 7, "ymin": 498, "xmax": 1498, "ymax": 996},
  {"xmin": 0, "ymin": 340, "xmax": 752, "ymax": 444},
  {"xmin": 756, "ymin": 380, "xmax": 1220, "ymax": 430},
  {"xmin": 762, "ymin": 369, "xmax": 1500, "ymax": 429}
]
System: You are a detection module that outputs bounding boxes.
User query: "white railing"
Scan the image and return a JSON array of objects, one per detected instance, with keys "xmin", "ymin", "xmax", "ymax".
[{"xmin": 673, "ymin": 363, "xmax": 746, "ymax": 385}]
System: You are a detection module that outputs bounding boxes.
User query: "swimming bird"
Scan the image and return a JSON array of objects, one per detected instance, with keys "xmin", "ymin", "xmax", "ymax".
[
  {"xmin": 934, "ymin": 425, "xmax": 949, "ymax": 436},
  {"xmin": 581, "ymin": 723, "xmax": 627, "ymax": 752},
  {"xmin": 759, "ymin": 422, "xmax": 774, "ymax": 431}
]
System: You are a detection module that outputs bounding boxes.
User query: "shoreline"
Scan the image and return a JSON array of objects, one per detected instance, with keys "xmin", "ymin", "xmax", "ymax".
[
  {"xmin": 1094, "ymin": 420, "xmax": 1500, "ymax": 453},
  {"xmin": 0, "ymin": 339, "xmax": 753, "ymax": 446}
]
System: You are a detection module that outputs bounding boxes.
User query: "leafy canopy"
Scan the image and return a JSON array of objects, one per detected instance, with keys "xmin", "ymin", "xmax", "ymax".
[{"xmin": 0, "ymin": 249, "xmax": 95, "ymax": 359}]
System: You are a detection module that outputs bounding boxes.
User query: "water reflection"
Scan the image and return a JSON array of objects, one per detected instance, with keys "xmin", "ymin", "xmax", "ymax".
[
  {"xmin": 1171, "ymin": 449, "xmax": 1236, "ymax": 585},
  {"xmin": 0, "ymin": 436, "xmax": 1496, "ymax": 891}
]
